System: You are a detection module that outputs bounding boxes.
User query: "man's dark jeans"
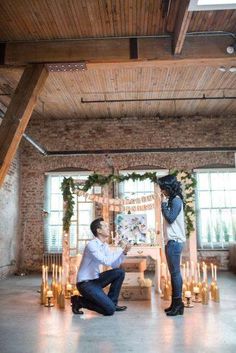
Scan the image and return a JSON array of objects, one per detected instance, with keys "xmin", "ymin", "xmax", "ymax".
[
  {"xmin": 165, "ymin": 240, "xmax": 184, "ymax": 299},
  {"xmin": 77, "ymin": 268, "xmax": 125, "ymax": 315}
]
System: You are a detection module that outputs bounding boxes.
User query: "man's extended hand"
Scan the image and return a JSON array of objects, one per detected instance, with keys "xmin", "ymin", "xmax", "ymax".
[{"xmin": 123, "ymin": 243, "xmax": 132, "ymax": 255}]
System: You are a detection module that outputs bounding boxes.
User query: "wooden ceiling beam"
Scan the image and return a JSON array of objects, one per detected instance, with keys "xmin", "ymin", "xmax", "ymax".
[
  {"xmin": 173, "ymin": 0, "xmax": 192, "ymax": 55},
  {"xmin": 0, "ymin": 64, "xmax": 48, "ymax": 187},
  {"xmin": 3, "ymin": 36, "xmax": 235, "ymax": 68}
]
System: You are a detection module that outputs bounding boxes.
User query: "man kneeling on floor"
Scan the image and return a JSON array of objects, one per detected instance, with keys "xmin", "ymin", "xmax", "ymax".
[{"xmin": 71, "ymin": 217, "xmax": 131, "ymax": 316}]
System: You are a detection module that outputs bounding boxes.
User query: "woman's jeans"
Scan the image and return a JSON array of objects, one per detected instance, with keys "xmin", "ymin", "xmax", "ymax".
[
  {"xmin": 77, "ymin": 268, "xmax": 125, "ymax": 316},
  {"xmin": 165, "ymin": 240, "xmax": 184, "ymax": 299}
]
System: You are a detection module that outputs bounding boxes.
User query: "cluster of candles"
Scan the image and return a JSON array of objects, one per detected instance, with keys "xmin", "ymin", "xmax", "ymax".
[
  {"xmin": 160, "ymin": 261, "xmax": 220, "ymax": 307},
  {"xmin": 40, "ymin": 264, "xmax": 78, "ymax": 308}
]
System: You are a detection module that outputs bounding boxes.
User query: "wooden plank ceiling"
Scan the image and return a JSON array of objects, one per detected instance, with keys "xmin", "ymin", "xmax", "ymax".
[
  {"xmin": 0, "ymin": 0, "xmax": 236, "ymax": 40},
  {"xmin": 0, "ymin": 0, "xmax": 236, "ymax": 119}
]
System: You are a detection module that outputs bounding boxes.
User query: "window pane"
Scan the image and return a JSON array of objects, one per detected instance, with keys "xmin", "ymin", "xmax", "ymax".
[
  {"xmin": 51, "ymin": 177, "xmax": 62, "ymax": 193},
  {"xmin": 211, "ymin": 191, "xmax": 225, "ymax": 208},
  {"xmin": 70, "ymin": 224, "xmax": 77, "ymax": 249},
  {"xmin": 228, "ymin": 173, "xmax": 236, "ymax": 189},
  {"xmin": 79, "ymin": 225, "xmax": 93, "ymax": 239},
  {"xmin": 199, "ymin": 209, "xmax": 212, "ymax": 244},
  {"xmin": 49, "ymin": 211, "xmax": 63, "ymax": 225},
  {"xmin": 48, "ymin": 226, "xmax": 63, "ymax": 252},
  {"xmin": 230, "ymin": 191, "xmax": 236, "ymax": 207},
  {"xmin": 211, "ymin": 209, "xmax": 222, "ymax": 243},
  {"xmin": 79, "ymin": 210, "xmax": 93, "ymax": 224},
  {"xmin": 198, "ymin": 173, "xmax": 209, "ymax": 190},
  {"xmin": 210, "ymin": 173, "xmax": 224, "ymax": 190},
  {"xmin": 232, "ymin": 210, "xmax": 236, "ymax": 242},
  {"xmin": 198, "ymin": 191, "xmax": 211, "ymax": 208},
  {"xmin": 51, "ymin": 194, "xmax": 63, "ymax": 210},
  {"xmin": 221, "ymin": 209, "xmax": 233, "ymax": 242}
]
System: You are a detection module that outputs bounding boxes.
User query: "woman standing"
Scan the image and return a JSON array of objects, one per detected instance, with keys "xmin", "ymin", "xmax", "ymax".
[{"xmin": 158, "ymin": 174, "xmax": 186, "ymax": 316}]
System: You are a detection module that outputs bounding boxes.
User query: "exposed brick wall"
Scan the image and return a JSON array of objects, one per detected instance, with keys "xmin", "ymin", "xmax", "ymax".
[
  {"xmin": 0, "ymin": 153, "xmax": 20, "ymax": 278},
  {"xmin": 19, "ymin": 115, "xmax": 236, "ymax": 271}
]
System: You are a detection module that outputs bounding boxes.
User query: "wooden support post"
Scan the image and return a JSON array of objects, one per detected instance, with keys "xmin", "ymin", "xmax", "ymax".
[
  {"xmin": 0, "ymin": 64, "xmax": 48, "ymax": 187},
  {"xmin": 173, "ymin": 0, "xmax": 192, "ymax": 55}
]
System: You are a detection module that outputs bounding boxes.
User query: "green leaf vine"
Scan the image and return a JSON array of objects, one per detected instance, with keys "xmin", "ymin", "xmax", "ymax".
[{"xmin": 61, "ymin": 177, "xmax": 75, "ymax": 233}]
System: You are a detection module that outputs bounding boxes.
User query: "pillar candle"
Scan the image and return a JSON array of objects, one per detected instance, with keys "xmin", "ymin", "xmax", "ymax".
[
  {"xmin": 191, "ymin": 261, "xmax": 194, "ymax": 278},
  {"xmin": 45, "ymin": 266, "xmax": 48, "ymax": 283},
  {"xmin": 52, "ymin": 264, "xmax": 55, "ymax": 279},
  {"xmin": 211, "ymin": 263, "xmax": 214, "ymax": 280},
  {"xmin": 59, "ymin": 266, "xmax": 62, "ymax": 284},
  {"xmin": 42, "ymin": 265, "xmax": 45, "ymax": 283},
  {"xmin": 186, "ymin": 261, "xmax": 189, "ymax": 279},
  {"xmin": 205, "ymin": 264, "xmax": 208, "ymax": 282},
  {"xmin": 197, "ymin": 263, "xmax": 200, "ymax": 282},
  {"xmin": 214, "ymin": 265, "xmax": 217, "ymax": 281},
  {"xmin": 182, "ymin": 264, "xmax": 186, "ymax": 281}
]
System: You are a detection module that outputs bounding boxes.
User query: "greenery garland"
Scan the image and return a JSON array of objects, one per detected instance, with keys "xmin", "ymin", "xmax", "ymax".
[
  {"xmin": 171, "ymin": 170, "xmax": 197, "ymax": 237},
  {"xmin": 61, "ymin": 170, "xmax": 197, "ymax": 238},
  {"xmin": 61, "ymin": 177, "xmax": 75, "ymax": 233}
]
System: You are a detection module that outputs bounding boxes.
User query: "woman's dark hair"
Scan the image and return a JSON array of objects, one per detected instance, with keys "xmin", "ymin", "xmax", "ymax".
[
  {"xmin": 158, "ymin": 174, "xmax": 184, "ymax": 207},
  {"xmin": 90, "ymin": 217, "xmax": 104, "ymax": 237}
]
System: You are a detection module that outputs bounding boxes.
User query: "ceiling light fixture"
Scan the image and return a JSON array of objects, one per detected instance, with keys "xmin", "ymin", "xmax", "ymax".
[
  {"xmin": 226, "ymin": 42, "xmax": 236, "ymax": 54},
  {"xmin": 218, "ymin": 66, "xmax": 227, "ymax": 72}
]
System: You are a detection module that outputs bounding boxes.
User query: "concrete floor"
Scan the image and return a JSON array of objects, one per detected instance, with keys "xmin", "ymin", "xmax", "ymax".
[{"xmin": 0, "ymin": 272, "xmax": 236, "ymax": 353}]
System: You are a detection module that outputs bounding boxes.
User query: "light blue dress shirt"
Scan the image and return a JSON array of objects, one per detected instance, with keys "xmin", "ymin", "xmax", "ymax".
[{"xmin": 77, "ymin": 237, "xmax": 125, "ymax": 283}]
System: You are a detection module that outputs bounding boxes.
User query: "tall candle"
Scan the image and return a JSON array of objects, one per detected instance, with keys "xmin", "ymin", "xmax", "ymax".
[
  {"xmin": 45, "ymin": 266, "xmax": 48, "ymax": 283},
  {"xmin": 186, "ymin": 261, "xmax": 189, "ymax": 279},
  {"xmin": 59, "ymin": 266, "xmax": 62, "ymax": 284},
  {"xmin": 214, "ymin": 265, "xmax": 217, "ymax": 281},
  {"xmin": 182, "ymin": 264, "xmax": 186, "ymax": 281},
  {"xmin": 55, "ymin": 265, "xmax": 58, "ymax": 282},
  {"xmin": 197, "ymin": 263, "xmax": 200, "ymax": 282},
  {"xmin": 211, "ymin": 263, "xmax": 214, "ymax": 280},
  {"xmin": 203, "ymin": 264, "xmax": 206, "ymax": 282},
  {"xmin": 52, "ymin": 264, "xmax": 55, "ymax": 279},
  {"xmin": 191, "ymin": 261, "xmax": 194, "ymax": 278},
  {"xmin": 205, "ymin": 264, "xmax": 208, "ymax": 282},
  {"xmin": 42, "ymin": 265, "xmax": 45, "ymax": 282}
]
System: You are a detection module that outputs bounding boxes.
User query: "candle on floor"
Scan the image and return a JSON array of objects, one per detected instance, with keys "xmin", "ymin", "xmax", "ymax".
[
  {"xmin": 185, "ymin": 290, "xmax": 191, "ymax": 298},
  {"xmin": 47, "ymin": 290, "xmax": 53, "ymax": 298},
  {"xmin": 67, "ymin": 283, "xmax": 72, "ymax": 291}
]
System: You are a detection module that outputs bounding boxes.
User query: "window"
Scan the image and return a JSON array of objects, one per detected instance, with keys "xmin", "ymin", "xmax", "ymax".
[
  {"xmin": 44, "ymin": 172, "xmax": 94, "ymax": 254},
  {"xmin": 196, "ymin": 170, "xmax": 236, "ymax": 249},
  {"xmin": 189, "ymin": 0, "xmax": 236, "ymax": 10},
  {"xmin": 118, "ymin": 169, "xmax": 168, "ymax": 233}
]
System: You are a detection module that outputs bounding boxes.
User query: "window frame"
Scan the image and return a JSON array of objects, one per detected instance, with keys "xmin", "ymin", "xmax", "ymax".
[
  {"xmin": 195, "ymin": 168, "xmax": 236, "ymax": 250},
  {"xmin": 44, "ymin": 171, "xmax": 94, "ymax": 254}
]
